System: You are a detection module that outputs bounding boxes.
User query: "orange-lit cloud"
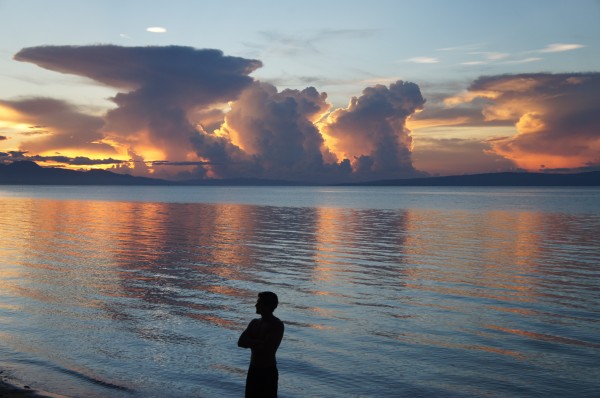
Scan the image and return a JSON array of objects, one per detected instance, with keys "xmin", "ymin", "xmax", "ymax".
[
  {"xmin": 7, "ymin": 45, "xmax": 429, "ymax": 182},
  {"xmin": 13, "ymin": 45, "xmax": 262, "ymax": 178},
  {"xmin": 412, "ymin": 137, "xmax": 516, "ymax": 176},
  {"xmin": 467, "ymin": 73, "xmax": 600, "ymax": 170},
  {"xmin": 0, "ymin": 97, "xmax": 113, "ymax": 156},
  {"xmin": 321, "ymin": 81, "xmax": 426, "ymax": 179},
  {"xmin": 217, "ymin": 82, "xmax": 349, "ymax": 181},
  {"xmin": 10, "ymin": 45, "xmax": 596, "ymax": 180},
  {"xmin": 408, "ymin": 72, "xmax": 600, "ymax": 174}
]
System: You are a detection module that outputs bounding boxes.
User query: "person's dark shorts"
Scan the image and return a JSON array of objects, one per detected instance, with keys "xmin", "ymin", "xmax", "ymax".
[{"xmin": 245, "ymin": 365, "xmax": 278, "ymax": 398}]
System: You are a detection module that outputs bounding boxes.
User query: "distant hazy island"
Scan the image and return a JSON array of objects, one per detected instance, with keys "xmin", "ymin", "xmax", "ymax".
[{"xmin": 1, "ymin": 161, "xmax": 599, "ymax": 186}]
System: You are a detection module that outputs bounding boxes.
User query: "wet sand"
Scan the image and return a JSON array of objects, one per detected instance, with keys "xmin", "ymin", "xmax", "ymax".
[
  {"xmin": 0, "ymin": 380, "xmax": 40, "ymax": 397},
  {"xmin": 0, "ymin": 379, "xmax": 63, "ymax": 398}
]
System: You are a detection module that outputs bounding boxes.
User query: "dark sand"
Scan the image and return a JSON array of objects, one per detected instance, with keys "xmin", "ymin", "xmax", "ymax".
[
  {"xmin": 0, "ymin": 380, "xmax": 40, "ymax": 397},
  {"xmin": 0, "ymin": 379, "xmax": 64, "ymax": 398}
]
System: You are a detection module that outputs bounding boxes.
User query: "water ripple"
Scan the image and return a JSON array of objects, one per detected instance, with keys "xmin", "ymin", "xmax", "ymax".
[{"xmin": 1, "ymin": 189, "xmax": 599, "ymax": 397}]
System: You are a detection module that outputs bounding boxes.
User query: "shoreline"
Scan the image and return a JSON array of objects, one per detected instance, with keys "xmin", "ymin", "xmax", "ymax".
[
  {"xmin": 0, "ymin": 378, "xmax": 67, "ymax": 398},
  {"xmin": 0, "ymin": 379, "xmax": 43, "ymax": 398}
]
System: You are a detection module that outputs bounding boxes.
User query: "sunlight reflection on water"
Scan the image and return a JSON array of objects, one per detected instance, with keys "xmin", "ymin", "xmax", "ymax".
[{"xmin": 0, "ymin": 187, "xmax": 599, "ymax": 397}]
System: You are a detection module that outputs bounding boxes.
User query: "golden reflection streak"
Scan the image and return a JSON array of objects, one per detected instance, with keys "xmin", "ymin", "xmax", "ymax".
[
  {"xmin": 0, "ymin": 268, "xmax": 21, "ymax": 295},
  {"xmin": 402, "ymin": 209, "xmax": 542, "ymax": 303},
  {"xmin": 485, "ymin": 324, "xmax": 600, "ymax": 349},
  {"xmin": 0, "ymin": 199, "xmax": 134, "ymax": 311},
  {"xmin": 194, "ymin": 284, "xmax": 248, "ymax": 298},
  {"xmin": 201, "ymin": 204, "xmax": 256, "ymax": 280},
  {"xmin": 393, "ymin": 331, "xmax": 526, "ymax": 360},
  {"xmin": 185, "ymin": 313, "xmax": 240, "ymax": 330},
  {"xmin": 102, "ymin": 201, "xmax": 257, "ymax": 327},
  {"xmin": 313, "ymin": 207, "xmax": 344, "ymax": 284},
  {"xmin": 285, "ymin": 320, "xmax": 335, "ymax": 331},
  {"xmin": 0, "ymin": 199, "xmax": 261, "ymax": 331}
]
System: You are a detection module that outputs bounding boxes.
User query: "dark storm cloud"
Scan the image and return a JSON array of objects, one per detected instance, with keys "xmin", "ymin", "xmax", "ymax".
[
  {"xmin": 19, "ymin": 127, "xmax": 51, "ymax": 136},
  {"xmin": 322, "ymin": 81, "xmax": 426, "ymax": 178},
  {"xmin": 63, "ymin": 156, "xmax": 125, "ymax": 165},
  {"xmin": 151, "ymin": 160, "xmax": 213, "ymax": 166},
  {"xmin": 14, "ymin": 45, "xmax": 261, "ymax": 102},
  {"xmin": 0, "ymin": 97, "xmax": 110, "ymax": 153},
  {"xmin": 0, "ymin": 151, "xmax": 125, "ymax": 166}
]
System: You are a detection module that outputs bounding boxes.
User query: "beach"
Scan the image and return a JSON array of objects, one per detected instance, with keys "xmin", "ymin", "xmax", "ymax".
[
  {"xmin": 0, "ymin": 371, "xmax": 68, "ymax": 398},
  {"xmin": 0, "ymin": 377, "xmax": 67, "ymax": 398},
  {"xmin": 0, "ymin": 379, "xmax": 43, "ymax": 398}
]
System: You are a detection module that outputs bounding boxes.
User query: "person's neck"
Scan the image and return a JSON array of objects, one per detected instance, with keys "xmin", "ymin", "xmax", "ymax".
[{"xmin": 261, "ymin": 312, "xmax": 275, "ymax": 320}]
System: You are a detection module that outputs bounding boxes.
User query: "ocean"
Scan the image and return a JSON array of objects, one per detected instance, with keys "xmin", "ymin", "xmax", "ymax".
[{"xmin": 1, "ymin": 186, "xmax": 599, "ymax": 397}]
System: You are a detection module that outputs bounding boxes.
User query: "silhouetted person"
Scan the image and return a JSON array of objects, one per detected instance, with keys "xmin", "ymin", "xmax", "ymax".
[{"xmin": 238, "ymin": 291, "xmax": 284, "ymax": 398}]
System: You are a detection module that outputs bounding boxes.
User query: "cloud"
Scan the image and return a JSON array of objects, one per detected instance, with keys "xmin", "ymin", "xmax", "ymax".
[
  {"xmin": 146, "ymin": 27, "xmax": 167, "ymax": 33},
  {"xmin": 407, "ymin": 57, "xmax": 439, "ymax": 64},
  {"xmin": 14, "ymin": 45, "xmax": 261, "ymax": 175},
  {"xmin": 0, "ymin": 97, "xmax": 110, "ymax": 154},
  {"xmin": 15, "ymin": 45, "xmax": 260, "ymax": 99},
  {"xmin": 0, "ymin": 151, "xmax": 125, "ymax": 166},
  {"xmin": 437, "ymin": 44, "xmax": 483, "ymax": 52},
  {"xmin": 467, "ymin": 52, "xmax": 509, "ymax": 62},
  {"xmin": 12, "ymin": 45, "xmax": 429, "ymax": 182},
  {"xmin": 412, "ymin": 137, "xmax": 516, "ymax": 176},
  {"xmin": 34, "ymin": 155, "xmax": 125, "ymax": 165},
  {"xmin": 540, "ymin": 43, "xmax": 584, "ymax": 53},
  {"xmin": 321, "ymin": 81, "xmax": 425, "ymax": 179},
  {"xmin": 461, "ymin": 61, "xmax": 487, "ymax": 66},
  {"xmin": 150, "ymin": 160, "xmax": 212, "ymax": 166},
  {"xmin": 19, "ymin": 126, "xmax": 51, "ymax": 136},
  {"xmin": 216, "ymin": 82, "xmax": 353, "ymax": 181},
  {"xmin": 410, "ymin": 101, "xmax": 497, "ymax": 129},
  {"xmin": 460, "ymin": 73, "xmax": 600, "ymax": 170},
  {"xmin": 0, "ymin": 135, "xmax": 7, "ymax": 141},
  {"xmin": 502, "ymin": 57, "xmax": 542, "ymax": 64}
]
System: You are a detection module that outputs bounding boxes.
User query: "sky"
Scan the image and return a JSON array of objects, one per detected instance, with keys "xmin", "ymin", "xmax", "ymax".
[{"xmin": 1, "ymin": 0, "xmax": 599, "ymax": 182}]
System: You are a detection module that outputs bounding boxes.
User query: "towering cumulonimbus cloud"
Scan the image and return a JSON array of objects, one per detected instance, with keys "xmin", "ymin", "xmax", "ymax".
[
  {"xmin": 13, "ymin": 45, "xmax": 427, "ymax": 181},
  {"xmin": 321, "ymin": 81, "xmax": 426, "ymax": 179},
  {"xmin": 15, "ymin": 45, "xmax": 262, "ymax": 169},
  {"xmin": 462, "ymin": 73, "xmax": 600, "ymax": 170},
  {"xmin": 218, "ymin": 82, "xmax": 351, "ymax": 181}
]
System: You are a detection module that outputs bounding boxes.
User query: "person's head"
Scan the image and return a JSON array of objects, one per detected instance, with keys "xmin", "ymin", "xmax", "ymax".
[{"xmin": 256, "ymin": 291, "xmax": 278, "ymax": 315}]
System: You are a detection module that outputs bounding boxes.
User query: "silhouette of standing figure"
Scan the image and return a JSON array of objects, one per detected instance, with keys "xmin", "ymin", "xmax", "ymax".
[{"xmin": 238, "ymin": 292, "xmax": 284, "ymax": 398}]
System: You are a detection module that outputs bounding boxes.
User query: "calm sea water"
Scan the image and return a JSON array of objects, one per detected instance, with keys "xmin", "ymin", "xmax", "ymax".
[{"xmin": 1, "ymin": 186, "xmax": 599, "ymax": 397}]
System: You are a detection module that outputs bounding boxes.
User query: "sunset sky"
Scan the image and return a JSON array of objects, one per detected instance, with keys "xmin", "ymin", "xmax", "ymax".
[{"xmin": 1, "ymin": 0, "xmax": 599, "ymax": 182}]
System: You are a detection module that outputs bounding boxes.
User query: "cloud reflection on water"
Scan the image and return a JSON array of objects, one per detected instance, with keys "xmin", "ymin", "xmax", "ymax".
[{"xmin": 1, "ymin": 196, "xmax": 599, "ymax": 397}]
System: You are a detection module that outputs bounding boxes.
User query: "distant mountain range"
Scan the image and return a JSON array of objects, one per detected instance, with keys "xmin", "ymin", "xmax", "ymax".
[
  {"xmin": 1, "ymin": 161, "xmax": 599, "ymax": 186},
  {"xmin": 0, "ymin": 161, "xmax": 169, "ymax": 185},
  {"xmin": 341, "ymin": 171, "xmax": 600, "ymax": 186}
]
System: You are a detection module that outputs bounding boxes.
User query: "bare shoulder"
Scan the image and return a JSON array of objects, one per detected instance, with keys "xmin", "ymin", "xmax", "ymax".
[
  {"xmin": 273, "ymin": 316, "xmax": 284, "ymax": 330},
  {"xmin": 248, "ymin": 318, "xmax": 260, "ymax": 327}
]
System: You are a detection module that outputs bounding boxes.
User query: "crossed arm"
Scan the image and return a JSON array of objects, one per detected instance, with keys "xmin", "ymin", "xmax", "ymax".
[
  {"xmin": 238, "ymin": 319, "xmax": 260, "ymax": 348},
  {"xmin": 238, "ymin": 319, "xmax": 284, "ymax": 351}
]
